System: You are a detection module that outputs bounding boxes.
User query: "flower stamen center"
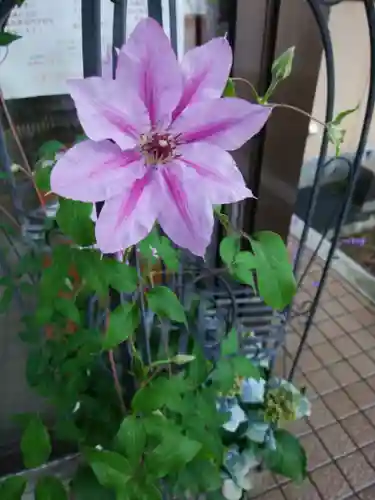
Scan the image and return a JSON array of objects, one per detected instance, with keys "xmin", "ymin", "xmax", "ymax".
[{"xmin": 140, "ymin": 132, "xmax": 180, "ymax": 165}]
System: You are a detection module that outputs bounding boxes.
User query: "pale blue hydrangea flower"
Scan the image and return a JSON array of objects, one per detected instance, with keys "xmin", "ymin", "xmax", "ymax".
[
  {"xmin": 241, "ymin": 378, "xmax": 265, "ymax": 403},
  {"xmin": 279, "ymin": 380, "xmax": 312, "ymax": 418},
  {"xmin": 218, "ymin": 398, "xmax": 247, "ymax": 433}
]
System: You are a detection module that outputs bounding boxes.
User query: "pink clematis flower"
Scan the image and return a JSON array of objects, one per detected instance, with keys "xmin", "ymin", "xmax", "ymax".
[{"xmin": 51, "ymin": 18, "xmax": 271, "ymax": 256}]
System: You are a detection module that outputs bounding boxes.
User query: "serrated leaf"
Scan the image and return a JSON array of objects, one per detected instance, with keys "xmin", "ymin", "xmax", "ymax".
[
  {"xmin": 56, "ymin": 199, "xmax": 95, "ymax": 246},
  {"xmin": 102, "ymin": 259, "xmax": 138, "ymax": 293},
  {"xmin": 231, "ymin": 356, "xmax": 260, "ymax": 379},
  {"xmin": 21, "ymin": 415, "xmax": 51, "ymax": 469},
  {"xmin": 0, "ymin": 32, "xmax": 21, "ymax": 46},
  {"xmin": 85, "ymin": 449, "xmax": 131, "ymax": 492},
  {"xmin": 35, "ymin": 476, "xmax": 67, "ymax": 500},
  {"xmin": 251, "ymin": 231, "xmax": 296, "ymax": 310},
  {"xmin": 132, "ymin": 376, "xmax": 186, "ymax": 413},
  {"xmin": 54, "ymin": 296, "xmax": 81, "ymax": 324},
  {"xmin": 115, "ymin": 416, "xmax": 146, "ymax": 465},
  {"xmin": 70, "ymin": 465, "xmax": 114, "ymax": 500},
  {"xmin": 145, "ymin": 432, "xmax": 201, "ymax": 478},
  {"xmin": 263, "ymin": 429, "xmax": 307, "ymax": 482},
  {"xmin": 0, "ymin": 476, "xmax": 27, "ymax": 500},
  {"xmin": 146, "ymin": 286, "xmax": 186, "ymax": 324},
  {"xmin": 103, "ymin": 303, "xmax": 140, "ymax": 350},
  {"xmin": 220, "ymin": 235, "xmax": 240, "ymax": 266}
]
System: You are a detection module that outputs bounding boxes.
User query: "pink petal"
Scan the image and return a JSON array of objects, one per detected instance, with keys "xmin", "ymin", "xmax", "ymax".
[
  {"xmin": 156, "ymin": 164, "xmax": 214, "ymax": 257},
  {"xmin": 171, "ymin": 98, "xmax": 271, "ymax": 151},
  {"xmin": 95, "ymin": 170, "xmax": 158, "ymax": 253},
  {"xmin": 119, "ymin": 18, "xmax": 182, "ymax": 127},
  {"xmin": 178, "ymin": 142, "xmax": 253, "ymax": 204},
  {"xmin": 68, "ymin": 77, "xmax": 149, "ymax": 150},
  {"xmin": 172, "ymin": 37, "xmax": 232, "ymax": 120},
  {"xmin": 50, "ymin": 140, "xmax": 144, "ymax": 202}
]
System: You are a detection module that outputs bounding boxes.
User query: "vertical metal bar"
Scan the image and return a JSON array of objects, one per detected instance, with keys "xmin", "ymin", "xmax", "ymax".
[
  {"xmin": 169, "ymin": 0, "xmax": 178, "ymax": 54},
  {"xmin": 113, "ymin": 0, "xmax": 127, "ymax": 48},
  {"xmin": 81, "ymin": 0, "xmax": 102, "ymax": 77},
  {"xmin": 148, "ymin": 0, "xmax": 163, "ymax": 25},
  {"xmin": 289, "ymin": 0, "xmax": 375, "ymax": 381},
  {"xmin": 292, "ymin": 0, "xmax": 334, "ymax": 277}
]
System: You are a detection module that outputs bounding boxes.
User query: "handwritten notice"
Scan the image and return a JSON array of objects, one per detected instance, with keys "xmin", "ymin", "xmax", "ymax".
[{"xmin": 0, "ymin": 0, "xmax": 179, "ymax": 100}]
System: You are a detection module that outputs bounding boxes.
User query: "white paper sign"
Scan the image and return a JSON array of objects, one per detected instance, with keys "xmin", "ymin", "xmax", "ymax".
[{"xmin": 0, "ymin": 0, "xmax": 181, "ymax": 99}]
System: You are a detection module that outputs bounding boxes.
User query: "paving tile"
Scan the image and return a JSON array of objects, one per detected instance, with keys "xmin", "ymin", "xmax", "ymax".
[
  {"xmin": 252, "ymin": 470, "xmax": 276, "ymax": 494},
  {"xmin": 282, "ymin": 480, "xmax": 321, "ymax": 500},
  {"xmin": 359, "ymin": 484, "xmax": 375, "ymax": 500},
  {"xmin": 335, "ymin": 314, "xmax": 363, "ymax": 334},
  {"xmin": 311, "ymin": 342, "xmax": 342, "ymax": 366},
  {"xmin": 307, "ymin": 398, "xmax": 336, "ymax": 430},
  {"xmin": 299, "ymin": 434, "xmax": 330, "ymax": 471},
  {"xmin": 364, "ymin": 407, "xmax": 375, "ymax": 426},
  {"xmin": 324, "ymin": 300, "xmax": 346, "ymax": 317},
  {"xmin": 298, "ymin": 349, "xmax": 323, "ymax": 373},
  {"xmin": 337, "ymin": 451, "xmax": 374, "ymax": 491},
  {"xmin": 307, "ymin": 368, "xmax": 339, "ymax": 395},
  {"xmin": 319, "ymin": 319, "xmax": 345, "ymax": 340},
  {"xmin": 332, "ymin": 336, "xmax": 362, "ymax": 358},
  {"xmin": 293, "ymin": 372, "xmax": 318, "ymax": 400},
  {"xmin": 255, "ymin": 488, "xmax": 285, "ymax": 500},
  {"xmin": 306, "ymin": 326, "xmax": 327, "ymax": 347},
  {"xmin": 350, "ymin": 330, "xmax": 375, "ymax": 350},
  {"xmin": 341, "ymin": 412, "xmax": 375, "ymax": 447},
  {"xmin": 339, "ymin": 294, "xmax": 364, "ymax": 313},
  {"xmin": 312, "ymin": 309, "xmax": 329, "ymax": 324},
  {"xmin": 367, "ymin": 349, "xmax": 375, "ymax": 363},
  {"xmin": 285, "ymin": 332, "xmax": 302, "ymax": 357},
  {"xmin": 310, "ymin": 463, "xmax": 352, "ymax": 499},
  {"xmin": 365, "ymin": 375, "xmax": 375, "ymax": 392},
  {"xmin": 285, "ymin": 418, "xmax": 312, "ymax": 437},
  {"xmin": 345, "ymin": 381, "xmax": 375, "ymax": 410},
  {"xmin": 348, "ymin": 353, "xmax": 375, "ymax": 377},
  {"xmin": 323, "ymin": 390, "xmax": 358, "ymax": 420},
  {"xmin": 352, "ymin": 309, "xmax": 375, "ymax": 328},
  {"xmin": 329, "ymin": 360, "xmax": 360, "ymax": 386},
  {"xmin": 318, "ymin": 423, "xmax": 356, "ymax": 458},
  {"xmin": 327, "ymin": 281, "xmax": 348, "ymax": 298},
  {"xmin": 361, "ymin": 442, "xmax": 375, "ymax": 467}
]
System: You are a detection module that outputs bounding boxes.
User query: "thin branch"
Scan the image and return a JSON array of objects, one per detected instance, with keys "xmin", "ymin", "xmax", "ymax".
[{"xmin": 108, "ymin": 349, "xmax": 126, "ymax": 415}]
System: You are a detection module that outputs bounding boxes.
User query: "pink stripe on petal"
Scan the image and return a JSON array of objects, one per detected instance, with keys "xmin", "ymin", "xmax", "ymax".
[
  {"xmin": 51, "ymin": 140, "xmax": 144, "ymax": 202},
  {"xmin": 115, "ymin": 171, "xmax": 152, "ymax": 229},
  {"xmin": 172, "ymin": 98, "xmax": 271, "ymax": 151}
]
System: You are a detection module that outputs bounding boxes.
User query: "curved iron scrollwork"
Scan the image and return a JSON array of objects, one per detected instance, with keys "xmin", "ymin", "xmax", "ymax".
[{"xmin": 288, "ymin": 0, "xmax": 375, "ymax": 379}]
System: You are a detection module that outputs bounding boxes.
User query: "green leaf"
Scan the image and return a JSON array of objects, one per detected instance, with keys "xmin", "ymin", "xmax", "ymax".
[
  {"xmin": 21, "ymin": 415, "xmax": 51, "ymax": 469},
  {"xmin": 221, "ymin": 328, "xmax": 238, "ymax": 356},
  {"xmin": 251, "ymin": 231, "xmax": 296, "ymax": 310},
  {"xmin": 263, "ymin": 429, "xmax": 307, "ymax": 482},
  {"xmin": 34, "ymin": 166, "xmax": 52, "ymax": 192},
  {"xmin": 85, "ymin": 449, "xmax": 131, "ymax": 493},
  {"xmin": 132, "ymin": 376, "xmax": 186, "ymax": 413},
  {"xmin": 0, "ymin": 476, "xmax": 27, "ymax": 500},
  {"xmin": 220, "ymin": 235, "xmax": 240, "ymax": 266},
  {"xmin": 139, "ymin": 483, "xmax": 162, "ymax": 500},
  {"xmin": 0, "ymin": 32, "xmax": 21, "ymax": 46},
  {"xmin": 156, "ymin": 236, "xmax": 179, "ymax": 271},
  {"xmin": 56, "ymin": 199, "xmax": 95, "ymax": 246},
  {"xmin": 70, "ymin": 465, "xmax": 114, "ymax": 500},
  {"xmin": 332, "ymin": 105, "xmax": 359, "ymax": 126},
  {"xmin": 231, "ymin": 356, "xmax": 260, "ymax": 379},
  {"xmin": 115, "ymin": 416, "xmax": 146, "ymax": 466},
  {"xmin": 171, "ymin": 354, "xmax": 196, "ymax": 365},
  {"xmin": 102, "ymin": 259, "xmax": 138, "ymax": 293},
  {"xmin": 38, "ymin": 140, "xmax": 64, "ymax": 160},
  {"xmin": 146, "ymin": 286, "xmax": 186, "ymax": 324},
  {"xmin": 231, "ymin": 264, "xmax": 255, "ymax": 287},
  {"xmin": 0, "ymin": 287, "xmax": 13, "ymax": 313},
  {"xmin": 211, "ymin": 359, "xmax": 235, "ymax": 393},
  {"xmin": 223, "ymin": 78, "xmax": 236, "ymax": 97},
  {"xmin": 234, "ymin": 251, "xmax": 256, "ymax": 268},
  {"xmin": 145, "ymin": 432, "xmax": 201, "ymax": 478},
  {"xmin": 103, "ymin": 303, "xmax": 140, "ymax": 350},
  {"xmin": 54, "ymin": 296, "xmax": 81, "ymax": 324},
  {"xmin": 35, "ymin": 476, "xmax": 67, "ymax": 500},
  {"xmin": 272, "ymin": 47, "xmax": 295, "ymax": 82}
]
